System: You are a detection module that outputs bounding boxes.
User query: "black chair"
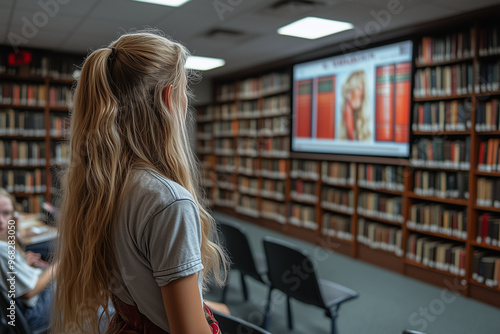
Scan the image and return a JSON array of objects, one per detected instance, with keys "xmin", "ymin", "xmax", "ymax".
[
  {"xmin": 0, "ymin": 290, "xmax": 48, "ymax": 334},
  {"xmin": 218, "ymin": 220, "xmax": 268, "ymax": 303},
  {"xmin": 213, "ymin": 310, "xmax": 271, "ymax": 334},
  {"xmin": 262, "ymin": 237, "xmax": 358, "ymax": 334}
]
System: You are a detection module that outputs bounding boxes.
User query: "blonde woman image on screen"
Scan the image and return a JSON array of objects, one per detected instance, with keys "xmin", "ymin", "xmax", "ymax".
[
  {"xmin": 338, "ymin": 70, "xmax": 371, "ymax": 141},
  {"xmin": 52, "ymin": 31, "xmax": 228, "ymax": 334},
  {"xmin": 0, "ymin": 188, "xmax": 57, "ymax": 333}
]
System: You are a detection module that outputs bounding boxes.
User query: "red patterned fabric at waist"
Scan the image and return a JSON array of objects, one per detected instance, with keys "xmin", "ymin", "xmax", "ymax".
[{"xmin": 105, "ymin": 294, "xmax": 220, "ymax": 334}]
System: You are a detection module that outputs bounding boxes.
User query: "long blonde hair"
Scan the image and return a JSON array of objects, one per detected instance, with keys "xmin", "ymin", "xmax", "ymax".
[
  {"xmin": 53, "ymin": 31, "xmax": 227, "ymax": 333},
  {"xmin": 340, "ymin": 70, "xmax": 371, "ymax": 141}
]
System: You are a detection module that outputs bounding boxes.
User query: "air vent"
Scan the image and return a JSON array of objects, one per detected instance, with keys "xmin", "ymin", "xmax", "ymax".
[
  {"xmin": 205, "ymin": 28, "xmax": 245, "ymax": 42},
  {"xmin": 262, "ymin": 0, "xmax": 323, "ymax": 15}
]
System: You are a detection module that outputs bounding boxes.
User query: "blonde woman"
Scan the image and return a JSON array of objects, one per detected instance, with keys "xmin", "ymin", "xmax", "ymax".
[
  {"xmin": 338, "ymin": 71, "xmax": 371, "ymax": 141},
  {"xmin": 0, "ymin": 188, "xmax": 57, "ymax": 332},
  {"xmin": 53, "ymin": 31, "xmax": 227, "ymax": 333}
]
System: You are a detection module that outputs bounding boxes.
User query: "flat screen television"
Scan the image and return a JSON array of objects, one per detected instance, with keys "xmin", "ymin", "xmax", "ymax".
[{"xmin": 291, "ymin": 40, "xmax": 413, "ymax": 158}]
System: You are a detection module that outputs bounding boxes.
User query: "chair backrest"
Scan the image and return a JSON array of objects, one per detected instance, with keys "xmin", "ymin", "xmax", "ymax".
[
  {"xmin": 0, "ymin": 290, "xmax": 32, "ymax": 334},
  {"xmin": 263, "ymin": 236, "xmax": 325, "ymax": 309},
  {"xmin": 219, "ymin": 221, "xmax": 263, "ymax": 282},
  {"xmin": 213, "ymin": 310, "xmax": 271, "ymax": 334}
]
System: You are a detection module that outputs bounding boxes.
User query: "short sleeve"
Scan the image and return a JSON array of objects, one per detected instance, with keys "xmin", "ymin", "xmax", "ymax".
[
  {"xmin": 140, "ymin": 199, "xmax": 204, "ymax": 286},
  {"xmin": 14, "ymin": 249, "xmax": 42, "ymax": 296}
]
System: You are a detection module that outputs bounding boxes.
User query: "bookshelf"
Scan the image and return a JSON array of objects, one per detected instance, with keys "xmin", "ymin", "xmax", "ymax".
[
  {"xmin": 0, "ymin": 46, "xmax": 80, "ymax": 213},
  {"xmin": 196, "ymin": 18, "xmax": 500, "ymax": 308}
]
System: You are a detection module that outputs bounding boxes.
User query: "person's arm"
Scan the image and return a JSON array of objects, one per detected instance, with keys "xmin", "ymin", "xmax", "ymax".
[
  {"xmin": 161, "ymin": 273, "xmax": 211, "ymax": 334},
  {"xmin": 21, "ymin": 263, "xmax": 57, "ymax": 300}
]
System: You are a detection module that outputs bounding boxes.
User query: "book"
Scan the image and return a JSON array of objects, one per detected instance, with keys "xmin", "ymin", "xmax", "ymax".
[
  {"xmin": 375, "ymin": 64, "xmax": 395, "ymax": 141},
  {"xmin": 395, "ymin": 62, "xmax": 411, "ymax": 143},
  {"xmin": 16, "ymin": 213, "xmax": 58, "ymax": 246},
  {"xmin": 315, "ymin": 76, "xmax": 336, "ymax": 139},
  {"xmin": 295, "ymin": 79, "xmax": 313, "ymax": 138}
]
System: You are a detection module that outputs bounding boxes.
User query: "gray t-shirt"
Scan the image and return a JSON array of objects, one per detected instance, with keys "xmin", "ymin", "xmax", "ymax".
[
  {"xmin": 112, "ymin": 168, "xmax": 204, "ymax": 332},
  {"xmin": 0, "ymin": 241, "xmax": 42, "ymax": 307}
]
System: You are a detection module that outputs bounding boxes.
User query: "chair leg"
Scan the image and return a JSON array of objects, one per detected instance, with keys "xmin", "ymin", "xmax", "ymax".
[
  {"xmin": 286, "ymin": 295, "xmax": 293, "ymax": 330},
  {"xmin": 262, "ymin": 287, "xmax": 273, "ymax": 330},
  {"xmin": 240, "ymin": 272, "xmax": 249, "ymax": 301},
  {"xmin": 329, "ymin": 307, "xmax": 339, "ymax": 334}
]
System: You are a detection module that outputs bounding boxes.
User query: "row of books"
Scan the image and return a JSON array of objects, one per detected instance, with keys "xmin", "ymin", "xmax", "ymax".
[
  {"xmin": 290, "ymin": 159, "xmax": 319, "ymax": 180},
  {"xmin": 478, "ymin": 25, "xmax": 500, "ymax": 57},
  {"xmin": 358, "ymin": 164, "xmax": 405, "ymax": 192},
  {"xmin": 236, "ymin": 72, "xmax": 290, "ymax": 99},
  {"xmin": 472, "ymin": 251, "xmax": 500, "ymax": 288},
  {"xmin": 416, "ymin": 30, "xmax": 474, "ymax": 65},
  {"xmin": 407, "ymin": 204, "xmax": 468, "ymax": 240},
  {"xmin": 215, "ymin": 138, "xmax": 233, "ymax": 155},
  {"xmin": 236, "ymin": 100, "xmax": 259, "ymax": 118},
  {"xmin": 321, "ymin": 162, "xmax": 356, "ymax": 186},
  {"xmin": 237, "ymin": 138, "xmax": 258, "ymax": 156},
  {"xmin": 260, "ymin": 137, "xmax": 289, "ymax": 158},
  {"xmin": 357, "ymin": 192, "xmax": 404, "ymax": 223},
  {"xmin": 0, "ymin": 109, "xmax": 45, "ymax": 136},
  {"xmin": 357, "ymin": 218, "xmax": 403, "ymax": 256},
  {"xmin": 216, "ymin": 172, "xmax": 234, "ymax": 191},
  {"xmin": 238, "ymin": 157, "xmax": 258, "ymax": 175},
  {"xmin": 321, "ymin": 187, "xmax": 354, "ymax": 214},
  {"xmin": 260, "ymin": 159, "xmax": 287, "ymax": 179},
  {"xmin": 477, "ymin": 213, "xmax": 500, "ymax": 247},
  {"xmin": 322, "ymin": 212, "xmax": 352, "ymax": 241},
  {"xmin": 0, "ymin": 169, "xmax": 47, "ymax": 194},
  {"xmin": 214, "ymin": 188, "xmax": 235, "ymax": 207},
  {"xmin": 238, "ymin": 176, "xmax": 259, "ymax": 196},
  {"xmin": 51, "ymin": 142, "xmax": 69, "ymax": 164},
  {"xmin": 48, "ymin": 86, "xmax": 73, "ymax": 108},
  {"xmin": 413, "ymin": 170, "xmax": 469, "ymax": 200},
  {"xmin": 215, "ymin": 156, "xmax": 235, "ymax": 173},
  {"xmin": 476, "ymin": 99, "xmax": 500, "ymax": 131},
  {"xmin": 478, "ymin": 138, "xmax": 500, "ymax": 172},
  {"xmin": 476, "ymin": 177, "xmax": 500, "ymax": 208},
  {"xmin": 411, "ymin": 137, "xmax": 471, "ymax": 169},
  {"xmin": 261, "ymin": 199, "xmax": 286, "ymax": 224},
  {"xmin": 412, "ymin": 100, "xmax": 471, "ymax": 132},
  {"xmin": 289, "ymin": 203, "xmax": 317, "ymax": 230},
  {"xmin": 197, "ymin": 123, "xmax": 212, "ymax": 140},
  {"xmin": 476, "ymin": 61, "xmax": 500, "ymax": 93},
  {"xmin": 214, "ymin": 120, "xmax": 239, "ymax": 137},
  {"xmin": 413, "ymin": 64, "xmax": 473, "ymax": 98},
  {"xmin": 1, "ymin": 83, "xmax": 47, "ymax": 106},
  {"xmin": 407, "ymin": 235, "xmax": 466, "ymax": 276},
  {"xmin": 50, "ymin": 115, "xmax": 70, "ymax": 137},
  {"xmin": 0, "ymin": 140, "xmax": 46, "ymax": 166},
  {"xmin": 291, "ymin": 179, "xmax": 317, "ymax": 202},
  {"xmin": 262, "ymin": 94, "xmax": 290, "ymax": 116},
  {"xmin": 236, "ymin": 195, "xmax": 259, "ymax": 218},
  {"xmin": 260, "ymin": 116, "xmax": 288, "ymax": 136},
  {"xmin": 261, "ymin": 179, "xmax": 285, "ymax": 201}
]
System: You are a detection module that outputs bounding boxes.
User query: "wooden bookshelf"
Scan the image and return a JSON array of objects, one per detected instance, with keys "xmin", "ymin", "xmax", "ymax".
[
  {"xmin": 0, "ymin": 46, "xmax": 80, "ymax": 212},
  {"xmin": 197, "ymin": 14, "xmax": 500, "ymax": 309}
]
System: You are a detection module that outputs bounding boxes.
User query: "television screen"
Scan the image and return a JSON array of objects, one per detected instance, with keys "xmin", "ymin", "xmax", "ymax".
[{"xmin": 291, "ymin": 40, "xmax": 413, "ymax": 158}]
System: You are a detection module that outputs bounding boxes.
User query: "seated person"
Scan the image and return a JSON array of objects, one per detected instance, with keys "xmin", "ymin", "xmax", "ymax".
[{"xmin": 0, "ymin": 188, "xmax": 57, "ymax": 332}]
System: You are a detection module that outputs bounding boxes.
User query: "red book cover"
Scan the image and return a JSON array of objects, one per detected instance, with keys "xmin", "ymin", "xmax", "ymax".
[
  {"xmin": 482, "ymin": 213, "xmax": 490, "ymax": 240},
  {"xmin": 395, "ymin": 62, "xmax": 411, "ymax": 143},
  {"xmin": 479, "ymin": 141, "xmax": 486, "ymax": 165},
  {"xmin": 315, "ymin": 76, "xmax": 336, "ymax": 139},
  {"xmin": 295, "ymin": 80, "xmax": 313, "ymax": 138},
  {"xmin": 375, "ymin": 65, "xmax": 395, "ymax": 141}
]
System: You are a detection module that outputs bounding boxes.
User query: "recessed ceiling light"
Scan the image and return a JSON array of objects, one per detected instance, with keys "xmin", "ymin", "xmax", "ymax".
[
  {"xmin": 133, "ymin": 0, "xmax": 190, "ymax": 7},
  {"xmin": 278, "ymin": 16, "xmax": 353, "ymax": 40},
  {"xmin": 185, "ymin": 56, "xmax": 225, "ymax": 71}
]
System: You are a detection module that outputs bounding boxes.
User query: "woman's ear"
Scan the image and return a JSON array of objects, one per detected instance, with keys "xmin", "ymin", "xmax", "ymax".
[{"xmin": 162, "ymin": 85, "xmax": 173, "ymax": 111}]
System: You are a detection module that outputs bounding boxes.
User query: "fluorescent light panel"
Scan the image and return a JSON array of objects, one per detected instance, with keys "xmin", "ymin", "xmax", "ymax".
[
  {"xmin": 185, "ymin": 56, "xmax": 225, "ymax": 71},
  {"xmin": 133, "ymin": 0, "xmax": 190, "ymax": 7},
  {"xmin": 278, "ymin": 16, "xmax": 353, "ymax": 39}
]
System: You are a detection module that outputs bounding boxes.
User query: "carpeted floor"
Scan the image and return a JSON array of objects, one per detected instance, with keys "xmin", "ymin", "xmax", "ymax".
[{"xmin": 205, "ymin": 212, "xmax": 500, "ymax": 334}]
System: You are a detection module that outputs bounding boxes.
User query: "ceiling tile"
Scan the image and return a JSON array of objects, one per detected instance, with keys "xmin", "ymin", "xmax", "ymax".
[{"xmin": 89, "ymin": 0, "xmax": 174, "ymax": 24}]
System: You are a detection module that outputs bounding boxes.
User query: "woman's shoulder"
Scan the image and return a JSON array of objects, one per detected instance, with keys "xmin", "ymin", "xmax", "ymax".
[{"xmin": 128, "ymin": 168, "xmax": 195, "ymax": 205}]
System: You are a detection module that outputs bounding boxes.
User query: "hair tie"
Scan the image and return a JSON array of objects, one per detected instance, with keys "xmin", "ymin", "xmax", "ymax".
[{"xmin": 108, "ymin": 47, "xmax": 116, "ymax": 61}]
